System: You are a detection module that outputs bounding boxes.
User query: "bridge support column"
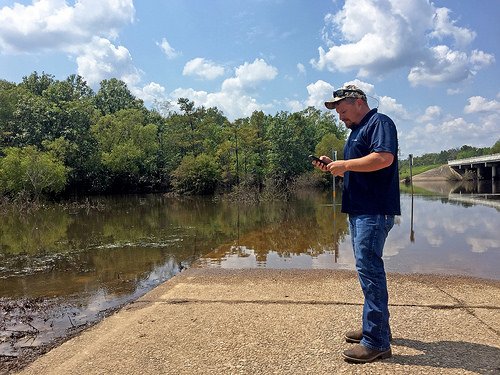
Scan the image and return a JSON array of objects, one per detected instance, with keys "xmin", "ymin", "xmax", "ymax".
[
  {"xmin": 493, "ymin": 165, "xmax": 497, "ymax": 181},
  {"xmin": 477, "ymin": 166, "xmax": 484, "ymax": 180}
]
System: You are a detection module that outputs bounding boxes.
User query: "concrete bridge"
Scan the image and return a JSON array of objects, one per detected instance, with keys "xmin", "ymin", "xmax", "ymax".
[{"xmin": 448, "ymin": 153, "xmax": 500, "ymax": 180}]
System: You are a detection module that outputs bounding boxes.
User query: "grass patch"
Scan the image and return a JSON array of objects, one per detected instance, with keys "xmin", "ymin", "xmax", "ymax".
[{"xmin": 399, "ymin": 164, "xmax": 443, "ymax": 180}]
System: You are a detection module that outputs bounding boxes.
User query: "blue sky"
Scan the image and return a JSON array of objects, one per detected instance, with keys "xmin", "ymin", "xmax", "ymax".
[{"xmin": 0, "ymin": 0, "xmax": 499, "ymax": 157}]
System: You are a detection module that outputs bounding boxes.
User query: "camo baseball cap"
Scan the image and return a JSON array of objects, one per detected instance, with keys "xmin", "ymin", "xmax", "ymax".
[{"xmin": 325, "ymin": 85, "xmax": 367, "ymax": 109}]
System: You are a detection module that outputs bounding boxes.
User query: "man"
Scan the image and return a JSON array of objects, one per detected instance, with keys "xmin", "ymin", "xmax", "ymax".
[{"xmin": 313, "ymin": 84, "xmax": 400, "ymax": 363}]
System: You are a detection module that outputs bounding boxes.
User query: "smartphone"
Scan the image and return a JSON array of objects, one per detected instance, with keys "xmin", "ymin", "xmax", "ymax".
[{"xmin": 309, "ymin": 154, "xmax": 329, "ymax": 167}]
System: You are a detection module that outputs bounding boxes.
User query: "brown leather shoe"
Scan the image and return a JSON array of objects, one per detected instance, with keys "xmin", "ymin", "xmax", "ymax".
[
  {"xmin": 342, "ymin": 344, "xmax": 392, "ymax": 363},
  {"xmin": 345, "ymin": 329, "xmax": 392, "ymax": 343}
]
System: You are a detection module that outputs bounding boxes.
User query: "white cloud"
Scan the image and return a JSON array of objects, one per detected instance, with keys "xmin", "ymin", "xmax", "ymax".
[
  {"xmin": 463, "ymin": 96, "xmax": 500, "ymax": 114},
  {"xmin": 220, "ymin": 58, "xmax": 277, "ymax": 95},
  {"xmin": 136, "ymin": 82, "xmax": 167, "ymax": 103},
  {"xmin": 403, "ymin": 108, "xmax": 500, "ymax": 156},
  {"xmin": 417, "ymin": 105, "xmax": 442, "ymax": 123},
  {"xmin": 156, "ymin": 38, "xmax": 180, "ymax": 59},
  {"xmin": 311, "ymin": 0, "xmax": 494, "ymax": 87},
  {"xmin": 481, "ymin": 113, "xmax": 500, "ymax": 135},
  {"xmin": 297, "ymin": 63, "xmax": 306, "ymax": 74},
  {"xmin": 428, "ymin": 7, "xmax": 476, "ymax": 49},
  {"xmin": 183, "ymin": 58, "xmax": 225, "ymax": 80},
  {"xmin": 447, "ymin": 87, "xmax": 463, "ymax": 95},
  {"xmin": 0, "ymin": 0, "xmax": 134, "ymax": 53},
  {"xmin": 170, "ymin": 87, "xmax": 209, "ymax": 108},
  {"xmin": 378, "ymin": 96, "xmax": 409, "ymax": 120},
  {"xmin": 76, "ymin": 37, "xmax": 141, "ymax": 87},
  {"xmin": 408, "ymin": 45, "xmax": 470, "ymax": 86},
  {"xmin": 304, "ymin": 80, "xmax": 333, "ymax": 109},
  {"xmin": 440, "ymin": 117, "xmax": 477, "ymax": 136},
  {"xmin": 401, "ymin": 91, "xmax": 500, "ymax": 155},
  {"xmin": 234, "ymin": 58, "xmax": 278, "ymax": 86},
  {"xmin": 285, "ymin": 99, "xmax": 304, "ymax": 113},
  {"xmin": 170, "ymin": 58, "xmax": 277, "ymax": 120},
  {"xmin": 470, "ymin": 50, "xmax": 496, "ymax": 70},
  {"xmin": 312, "ymin": 0, "xmax": 433, "ymax": 77},
  {"xmin": 0, "ymin": 0, "xmax": 139, "ymax": 89}
]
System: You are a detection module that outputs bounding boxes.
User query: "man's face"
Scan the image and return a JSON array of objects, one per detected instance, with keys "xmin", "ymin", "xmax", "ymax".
[{"xmin": 335, "ymin": 99, "xmax": 363, "ymax": 129}]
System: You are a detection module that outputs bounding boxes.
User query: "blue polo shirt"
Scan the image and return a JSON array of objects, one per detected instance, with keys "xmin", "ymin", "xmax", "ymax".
[{"xmin": 342, "ymin": 109, "xmax": 401, "ymax": 215}]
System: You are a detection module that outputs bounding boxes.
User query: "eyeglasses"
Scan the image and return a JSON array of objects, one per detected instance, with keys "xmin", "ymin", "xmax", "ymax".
[{"xmin": 333, "ymin": 89, "xmax": 364, "ymax": 98}]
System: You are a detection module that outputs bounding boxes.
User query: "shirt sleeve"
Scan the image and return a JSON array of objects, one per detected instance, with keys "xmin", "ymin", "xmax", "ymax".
[{"xmin": 368, "ymin": 114, "xmax": 398, "ymax": 156}]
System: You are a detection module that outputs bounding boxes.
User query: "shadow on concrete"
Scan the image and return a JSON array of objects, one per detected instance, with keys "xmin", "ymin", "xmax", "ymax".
[{"xmin": 391, "ymin": 338, "xmax": 500, "ymax": 373}]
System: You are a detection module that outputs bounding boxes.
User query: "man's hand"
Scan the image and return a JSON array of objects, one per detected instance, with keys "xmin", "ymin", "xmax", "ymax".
[
  {"xmin": 328, "ymin": 152, "xmax": 394, "ymax": 177},
  {"xmin": 312, "ymin": 156, "xmax": 332, "ymax": 172},
  {"xmin": 327, "ymin": 160, "xmax": 347, "ymax": 177}
]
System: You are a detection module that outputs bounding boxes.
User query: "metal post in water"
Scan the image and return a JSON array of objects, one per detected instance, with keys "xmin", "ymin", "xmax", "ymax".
[
  {"xmin": 409, "ymin": 154, "xmax": 415, "ymax": 242},
  {"xmin": 409, "ymin": 154, "xmax": 414, "ymax": 195},
  {"xmin": 332, "ymin": 149, "xmax": 338, "ymax": 262}
]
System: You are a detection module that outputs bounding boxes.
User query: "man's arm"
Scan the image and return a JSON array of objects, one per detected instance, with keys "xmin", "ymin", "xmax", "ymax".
[{"xmin": 327, "ymin": 152, "xmax": 394, "ymax": 176}]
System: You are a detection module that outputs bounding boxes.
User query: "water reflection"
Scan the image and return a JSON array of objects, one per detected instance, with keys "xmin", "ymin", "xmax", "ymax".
[
  {"xmin": 413, "ymin": 179, "xmax": 500, "ymax": 205},
  {"xmin": 200, "ymin": 181, "xmax": 500, "ymax": 281}
]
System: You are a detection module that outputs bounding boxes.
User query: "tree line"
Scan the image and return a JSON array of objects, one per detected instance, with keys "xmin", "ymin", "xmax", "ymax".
[
  {"xmin": 0, "ymin": 72, "xmax": 347, "ymax": 200},
  {"xmin": 2, "ymin": 72, "xmax": 498, "ymax": 200}
]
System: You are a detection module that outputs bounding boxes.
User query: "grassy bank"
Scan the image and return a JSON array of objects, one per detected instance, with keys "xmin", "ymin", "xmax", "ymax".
[{"xmin": 399, "ymin": 164, "xmax": 443, "ymax": 181}]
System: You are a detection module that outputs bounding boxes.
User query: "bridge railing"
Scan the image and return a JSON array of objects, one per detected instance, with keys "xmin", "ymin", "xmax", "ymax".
[{"xmin": 448, "ymin": 153, "xmax": 500, "ymax": 166}]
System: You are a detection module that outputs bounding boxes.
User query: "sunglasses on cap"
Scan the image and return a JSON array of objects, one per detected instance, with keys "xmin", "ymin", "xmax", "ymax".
[{"xmin": 333, "ymin": 88, "xmax": 364, "ymax": 98}]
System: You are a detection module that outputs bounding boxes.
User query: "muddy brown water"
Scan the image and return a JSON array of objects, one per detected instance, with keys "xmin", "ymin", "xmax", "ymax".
[{"xmin": 1, "ymin": 181, "xmax": 499, "ymax": 358}]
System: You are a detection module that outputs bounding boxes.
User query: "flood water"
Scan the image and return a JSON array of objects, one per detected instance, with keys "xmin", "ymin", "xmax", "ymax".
[{"xmin": 1, "ymin": 180, "xmax": 499, "ymax": 356}]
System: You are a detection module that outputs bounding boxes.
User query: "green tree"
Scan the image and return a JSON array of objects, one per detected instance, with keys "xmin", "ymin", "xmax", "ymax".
[
  {"xmin": 315, "ymin": 134, "xmax": 345, "ymax": 161},
  {"xmin": 162, "ymin": 100, "xmax": 227, "ymax": 184},
  {"xmin": 175, "ymin": 98, "xmax": 220, "ymax": 156},
  {"xmin": 227, "ymin": 118, "xmax": 246, "ymax": 185},
  {"xmin": 267, "ymin": 111, "xmax": 317, "ymax": 184},
  {"xmin": 8, "ymin": 76, "xmax": 98, "ymax": 191},
  {"xmin": 235, "ymin": 113, "xmax": 271, "ymax": 189},
  {"xmin": 216, "ymin": 120, "xmax": 237, "ymax": 189},
  {"xmin": 197, "ymin": 107, "xmax": 226, "ymax": 155},
  {"xmin": 0, "ymin": 146, "xmax": 67, "ymax": 199},
  {"xmin": 91, "ymin": 109, "xmax": 159, "ymax": 190},
  {"xmin": 9, "ymin": 76, "xmax": 95, "ymax": 147},
  {"xmin": 21, "ymin": 71, "xmax": 55, "ymax": 96},
  {"xmin": 248, "ymin": 111, "xmax": 270, "ymax": 190},
  {"xmin": 456, "ymin": 145, "xmax": 488, "ymax": 159},
  {"xmin": 491, "ymin": 139, "xmax": 500, "ymax": 154},
  {"xmin": 0, "ymin": 79, "xmax": 22, "ymax": 148},
  {"xmin": 94, "ymin": 78, "xmax": 144, "ymax": 116},
  {"xmin": 299, "ymin": 106, "xmax": 347, "ymax": 142},
  {"xmin": 171, "ymin": 153, "xmax": 221, "ymax": 195}
]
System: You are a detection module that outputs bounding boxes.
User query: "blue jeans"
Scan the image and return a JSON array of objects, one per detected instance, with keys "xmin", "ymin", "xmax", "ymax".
[{"xmin": 349, "ymin": 214, "xmax": 394, "ymax": 351}]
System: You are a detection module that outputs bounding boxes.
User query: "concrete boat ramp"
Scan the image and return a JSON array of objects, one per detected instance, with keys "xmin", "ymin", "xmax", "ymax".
[{"xmin": 15, "ymin": 267, "xmax": 500, "ymax": 374}]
